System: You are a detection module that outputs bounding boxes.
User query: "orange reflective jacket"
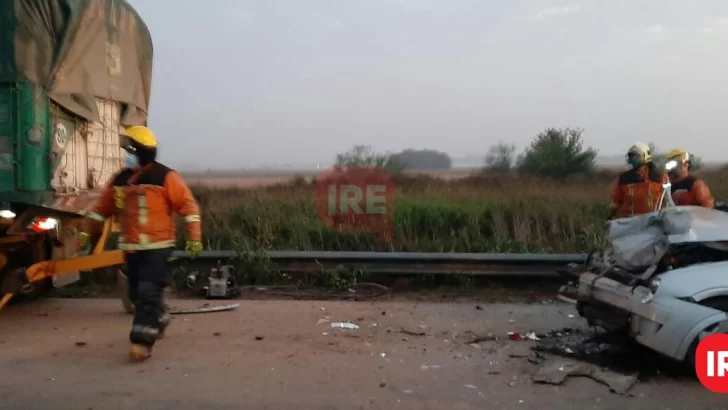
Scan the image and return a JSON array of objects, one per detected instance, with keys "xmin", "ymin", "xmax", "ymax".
[
  {"xmin": 609, "ymin": 165, "xmax": 668, "ymax": 218},
  {"xmin": 84, "ymin": 162, "xmax": 201, "ymax": 251},
  {"xmin": 669, "ymin": 175, "xmax": 715, "ymax": 208}
]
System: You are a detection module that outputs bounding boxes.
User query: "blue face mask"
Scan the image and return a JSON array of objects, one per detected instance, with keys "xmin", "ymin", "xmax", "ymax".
[
  {"xmin": 123, "ymin": 152, "xmax": 139, "ymax": 169},
  {"xmin": 627, "ymin": 157, "xmax": 643, "ymax": 169}
]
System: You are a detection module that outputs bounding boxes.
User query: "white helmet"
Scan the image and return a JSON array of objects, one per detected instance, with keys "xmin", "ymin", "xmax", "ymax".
[{"xmin": 627, "ymin": 142, "xmax": 652, "ymax": 163}]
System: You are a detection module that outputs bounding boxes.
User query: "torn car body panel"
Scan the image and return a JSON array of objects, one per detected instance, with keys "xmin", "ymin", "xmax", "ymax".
[{"xmin": 562, "ymin": 205, "xmax": 728, "ymax": 363}]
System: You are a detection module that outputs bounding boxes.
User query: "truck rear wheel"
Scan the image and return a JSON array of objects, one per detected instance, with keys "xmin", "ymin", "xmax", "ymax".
[{"xmin": 11, "ymin": 278, "xmax": 51, "ymax": 303}]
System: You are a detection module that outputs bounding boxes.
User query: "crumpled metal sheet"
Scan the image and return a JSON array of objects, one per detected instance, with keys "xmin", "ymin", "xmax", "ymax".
[
  {"xmin": 607, "ymin": 206, "xmax": 728, "ymax": 271},
  {"xmin": 532, "ymin": 361, "xmax": 639, "ymax": 395}
]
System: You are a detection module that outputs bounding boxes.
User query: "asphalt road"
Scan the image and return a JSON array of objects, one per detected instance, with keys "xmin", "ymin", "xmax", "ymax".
[{"xmin": 0, "ymin": 298, "xmax": 725, "ymax": 410}]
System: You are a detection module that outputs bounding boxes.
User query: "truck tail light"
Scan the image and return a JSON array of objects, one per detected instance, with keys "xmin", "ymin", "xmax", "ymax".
[{"xmin": 30, "ymin": 217, "xmax": 58, "ymax": 232}]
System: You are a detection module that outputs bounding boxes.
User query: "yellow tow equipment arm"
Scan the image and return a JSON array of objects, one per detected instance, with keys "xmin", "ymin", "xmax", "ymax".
[{"xmin": 0, "ymin": 219, "xmax": 125, "ymax": 311}]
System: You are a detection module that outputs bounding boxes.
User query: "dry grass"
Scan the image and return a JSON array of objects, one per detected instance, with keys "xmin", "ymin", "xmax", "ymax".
[
  {"xmin": 183, "ymin": 167, "xmax": 728, "ymax": 254},
  {"xmin": 180, "ymin": 168, "xmax": 478, "ymax": 188}
]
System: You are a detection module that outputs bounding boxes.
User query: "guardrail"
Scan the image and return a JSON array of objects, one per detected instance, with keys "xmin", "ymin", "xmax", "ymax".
[{"xmin": 168, "ymin": 250, "xmax": 587, "ymax": 277}]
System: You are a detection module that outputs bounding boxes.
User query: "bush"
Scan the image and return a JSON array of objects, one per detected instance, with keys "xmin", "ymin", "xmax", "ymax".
[
  {"xmin": 335, "ymin": 145, "xmax": 405, "ymax": 175},
  {"xmin": 517, "ymin": 128, "xmax": 597, "ymax": 179},
  {"xmin": 484, "ymin": 142, "xmax": 517, "ymax": 172},
  {"xmin": 392, "ymin": 149, "xmax": 452, "ymax": 170}
]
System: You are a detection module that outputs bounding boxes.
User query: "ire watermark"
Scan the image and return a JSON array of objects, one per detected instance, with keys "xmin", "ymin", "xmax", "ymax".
[
  {"xmin": 314, "ymin": 165, "xmax": 395, "ymax": 241},
  {"xmin": 696, "ymin": 333, "xmax": 728, "ymax": 394}
]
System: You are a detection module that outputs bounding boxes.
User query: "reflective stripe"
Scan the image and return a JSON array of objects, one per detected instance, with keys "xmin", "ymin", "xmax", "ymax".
[
  {"xmin": 628, "ymin": 186, "xmax": 634, "ymax": 216},
  {"xmin": 86, "ymin": 211, "xmax": 105, "ymax": 222},
  {"xmin": 138, "ymin": 195, "xmax": 148, "ymax": 225},
  {"xmin": 160, "ymin": 312, "xmax": 171, "ymax": 327},
  {"xmin": 137, "ymin": 195, "xmax": 149, "ymax": 244},
  {"xmin": 131, "ymin": 324, "xmax": 159, "ymax": 336},
  {"xmin": 648, "ymin": 185, "xmax": 654, "ymax": 208},
  {"xmin": 118, "ymin": 240, "xmax": 176, "ymax": 251},
  {"xmin": 184, "ymin": 215, "xmax": 201, "ymax": 223}
]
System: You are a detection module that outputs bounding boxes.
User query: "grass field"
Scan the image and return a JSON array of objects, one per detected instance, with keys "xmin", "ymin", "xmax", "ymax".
[
  {"xmin": 183, "ymin": 166, "xmax": 728, "ymax": 255},
  {"xmin": 180, "ymin": 168, "xmax": 478, "ymax": 188}
]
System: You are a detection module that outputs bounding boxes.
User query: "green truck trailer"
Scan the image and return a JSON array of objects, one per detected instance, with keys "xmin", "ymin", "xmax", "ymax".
[{"xmin": 0, "ymin": 0, "xmax": 153, "ymax": 307}]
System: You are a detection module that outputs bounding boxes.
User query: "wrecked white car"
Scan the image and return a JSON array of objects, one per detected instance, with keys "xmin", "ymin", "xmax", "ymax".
[{"xmin": 559, "ymin": 205, "xmax": 728, "ymax": 367}]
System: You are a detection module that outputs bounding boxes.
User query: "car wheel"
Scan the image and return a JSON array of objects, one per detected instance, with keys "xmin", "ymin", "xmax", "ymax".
[{"xmin": 685, "ymin": 297, "xmax": 728, "ymax": 370}]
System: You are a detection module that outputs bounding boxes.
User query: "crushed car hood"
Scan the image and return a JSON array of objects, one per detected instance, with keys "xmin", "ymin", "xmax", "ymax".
[
  {"xmin": 610, "ymin": 206, "xmax": 728, "ymax": 246},
  {"xmin": 606, "ymin": 206, "xmax": 728, "ymax": 272}
]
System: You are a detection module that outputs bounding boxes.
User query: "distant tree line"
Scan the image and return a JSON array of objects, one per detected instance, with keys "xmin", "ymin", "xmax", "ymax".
[
  {"xmin": 334, "ymin": 128, "xmax": 706, "ymax": 180},
  {"xmin": 334, "ymin": 145, "xmax": 452, "ymax": 173}
]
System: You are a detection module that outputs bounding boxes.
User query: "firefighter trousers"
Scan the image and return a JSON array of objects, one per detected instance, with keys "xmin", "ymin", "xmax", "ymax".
[{"xmin": 124, "ymin": 248, "xmax": 173, "ymax": 347}]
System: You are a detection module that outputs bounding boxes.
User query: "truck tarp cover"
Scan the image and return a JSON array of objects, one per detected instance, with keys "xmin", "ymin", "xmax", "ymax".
[{"xmin": 0, "ymin": 0, "xmax": 153, "ymax": 124}]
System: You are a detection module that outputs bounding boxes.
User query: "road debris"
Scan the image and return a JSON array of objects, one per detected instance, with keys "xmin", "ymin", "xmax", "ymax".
[
  {"xmin": 532, "ymin": 327, "xmax": 686, "ymax": 382},
  {"xmin": 420, "ymin": 364, "xmax": 441, "ymax": 371},
  {"xmin": 507, "ymin": 345, "xmax": 531, "ymax": 358},
  {"xmin": 466, "ymin": 333, "xmax": 498, "ymax": 344},
  {"xmin": 74, "ymin": 341, "xmax": 86, "ymax": 347},
  {"xmin": 331, "ymin": 322, "xmax": 359, "ymax": 330},
  {"xmin": 401, "ymin": 328, "xmax": 426, "ymax": 337},
  {"xmin": 528, "ymin": 351, "xmax": 547, "ymax": 365},
  {"xmin": 254, "ymin": 336, "xmax": 264, "ymax": 341},
  {"xmin": 170, "ymin": 303, "xmax": 240, "ymax": 315},
  {"xmin": 532, "ymin": 361, "xmax": 639, "ymax": 395}
]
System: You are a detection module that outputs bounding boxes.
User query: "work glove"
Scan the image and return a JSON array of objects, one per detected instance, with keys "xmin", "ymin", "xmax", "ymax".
[
  {"xmin": 185, "ymin": 240, "xmax": 203, "ymax": 258},
  {"xmin": 78, "ymin": 232, "xmax": 91, "ymax": 251}
]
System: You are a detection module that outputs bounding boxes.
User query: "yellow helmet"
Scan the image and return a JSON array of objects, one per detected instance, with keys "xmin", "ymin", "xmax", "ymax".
[
  {"xmin": 664, "ymin": 148, "xmax": 691, "ymax": 172},
  {"xmin": 120, "ymin": 125, "xmax": 158, "ymax": 149},
  {"xmin": 666, "ymin": 148, "xmax": 689, "ymax": 163}
]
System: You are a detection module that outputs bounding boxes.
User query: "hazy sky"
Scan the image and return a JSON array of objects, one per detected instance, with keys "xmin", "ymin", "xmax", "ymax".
[{"xmin": 127, "ymin": 0, "xmax": 728, "ymax": 169}]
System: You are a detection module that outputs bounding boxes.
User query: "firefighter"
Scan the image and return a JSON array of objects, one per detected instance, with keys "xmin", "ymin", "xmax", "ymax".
[
  {"xmin": 607, "ymin": 142, "xmax": 669, "ymax": 219},
  {"xmin": 665, "ymin": 149, "xmax": 714, "ymax": 208},
  {"xmin": 80, "ymin": 125, "xmax": 203, "ymax": 362}
]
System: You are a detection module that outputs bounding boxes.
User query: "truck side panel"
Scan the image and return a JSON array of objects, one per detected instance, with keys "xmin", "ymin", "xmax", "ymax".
[
  {"xmin": 16, "ymin": 84, "xmax": 51, "ymax": 192},
  {"xmin": 0, "ymin": 84, "xmax": 14, "ymax": 192},
  {"xmin": 51, "ymin": 98, "xmax": 123, "ymax": 193}
]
